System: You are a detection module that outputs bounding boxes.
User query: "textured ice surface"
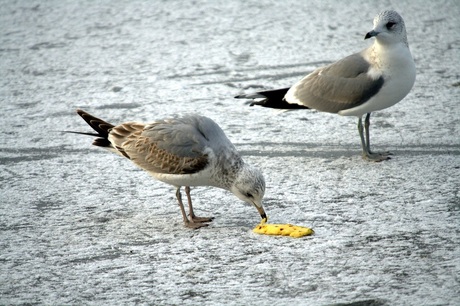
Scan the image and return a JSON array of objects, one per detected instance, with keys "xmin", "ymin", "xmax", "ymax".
[{"xmin": 1, "ymin": 0, "xmax": 459, "ymax": 305}]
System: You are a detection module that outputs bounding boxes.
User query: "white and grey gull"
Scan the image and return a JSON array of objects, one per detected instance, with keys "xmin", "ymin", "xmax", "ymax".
[
  {"xmin": 235, "ymin": 10, "xmax": 416, "ymax": 161},
  {"xmin": 72, "ymin": 109, "xmax": 267, "ymax": 229}
]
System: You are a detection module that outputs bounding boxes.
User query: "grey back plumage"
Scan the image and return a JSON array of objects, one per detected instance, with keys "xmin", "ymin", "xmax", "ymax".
[
  {"xmin": 142, "ymin": 115, "xmax": 232, "ymax": 158},
  {"xmin": 108, "ymin": 115, "xmax": 235, "ymax": 175},
  {"xmin": 286, "ymin": 52, "xmax": 384, "ymax": 113}
]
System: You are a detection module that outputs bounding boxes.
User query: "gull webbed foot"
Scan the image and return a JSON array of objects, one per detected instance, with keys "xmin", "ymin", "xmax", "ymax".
[
  {"xmin": 362, "ymin": 150, "xmax": 392, "ymax": 162},
  {"xmin": 190, "ymin": 216, "xmax": 215, "ymax": 223},
  {"xmin": 184, "ymin": 220, "xmax": 210, "ymax": 229}
]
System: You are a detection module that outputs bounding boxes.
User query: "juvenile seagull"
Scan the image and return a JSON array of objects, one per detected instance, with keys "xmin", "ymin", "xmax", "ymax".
[
  {"xmin": 72, "ymin": 109, "xmax": 267, "ymax": 229},
  {"xmin": 235, "ymin": 10, "xmax": 416, "ymax": 161}
]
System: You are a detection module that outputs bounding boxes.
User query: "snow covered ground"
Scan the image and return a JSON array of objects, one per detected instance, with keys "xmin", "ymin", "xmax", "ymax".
[{"xmin": 1, "ymin": 0, "xmax": 459, "ymax": 305}]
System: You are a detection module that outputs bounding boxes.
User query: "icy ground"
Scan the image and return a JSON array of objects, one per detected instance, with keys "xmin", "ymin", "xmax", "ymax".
[{"xmin": 1, "ymin": 0, "xmax": 459, "ymax": 305}]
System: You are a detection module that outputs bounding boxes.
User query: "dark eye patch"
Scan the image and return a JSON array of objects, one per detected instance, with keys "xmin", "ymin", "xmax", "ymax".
[{"xmin": 386, "ymin": 22, "xmax": 396, "ymax": 29}]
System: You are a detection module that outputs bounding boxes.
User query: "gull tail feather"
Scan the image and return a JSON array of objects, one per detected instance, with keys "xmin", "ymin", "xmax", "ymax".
[
  {"xmin": 70, "ymin": 109, "xmax": 115, "ymax": 148},
  {"xmin": 235, "ymin": 88, "xmax": 309, "ymax": 110}
]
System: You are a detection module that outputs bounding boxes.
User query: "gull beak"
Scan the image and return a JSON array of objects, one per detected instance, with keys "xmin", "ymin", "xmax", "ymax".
[
  {"xmin": 254, "ymin": 202, "xmax": 267, "ymax": 220},
  {"xmin": 365, "ymin": 30, "xmax": 379, "ymax": 40}
]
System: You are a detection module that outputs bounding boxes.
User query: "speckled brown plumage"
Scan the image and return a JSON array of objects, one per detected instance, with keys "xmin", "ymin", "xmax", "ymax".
[{"xmin": 72, "ymin": 109, "xmax": 267, "ymax": 229}]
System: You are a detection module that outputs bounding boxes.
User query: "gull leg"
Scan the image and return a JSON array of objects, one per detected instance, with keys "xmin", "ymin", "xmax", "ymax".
[
  {"xmin": 185, "ymin": 186, "xmax": 214, "ymax": 223},
  {"xmin": 365, "ymin": 113, "xmax": 392, "ymax": 161},
  {"xmin": 364, "ymin": 113, "xmax": 372, "ymax": 154},
  {"xmin": 176, "ymin": 187, "xmax": 208, "ymax": 229},
  {"xmin": 358, "ymin": 116, "xmax": 368, "ymax": 156},
  {"xmin": 358, "ymin": 114, "xmax": 390, "ymax": 162}
]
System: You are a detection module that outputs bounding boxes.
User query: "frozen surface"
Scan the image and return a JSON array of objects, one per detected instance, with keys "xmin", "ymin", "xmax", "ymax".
[{"xmin": 1, "ymin": 0, "xmax": 459, "ymax": 305}]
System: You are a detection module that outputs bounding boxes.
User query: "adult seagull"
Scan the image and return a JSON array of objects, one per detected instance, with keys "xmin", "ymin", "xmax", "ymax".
[
  {"xmin": 71, "ymin": 109, "xmax": 267, "ymax": 229},
  {"xmin": 235, "ymin": 10, "xmax": 416, "ymax": 162}
]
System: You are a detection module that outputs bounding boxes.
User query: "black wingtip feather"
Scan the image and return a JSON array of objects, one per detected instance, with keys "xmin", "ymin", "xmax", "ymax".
[
  {"xmin": 92, "ymin": 138, "xmax": 112, "ymax": 148},
  {"xmin": 76, "ymin": 109, "xmax": 115, "ymax": 139},
  {"xmin": 71, "ymin": 109, "xmax": 116, "ymax": 148},
  {"xmin": 237, "ymin": 88, "xmax": 310, "ymax": 110}
]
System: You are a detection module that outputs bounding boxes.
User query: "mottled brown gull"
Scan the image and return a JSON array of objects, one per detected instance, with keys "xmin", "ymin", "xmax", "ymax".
[
  {"xmin": 235, "ymin": 10, "xmax": 416, "ymax": 162},
  {"xmin": 71, "ymin": 109, "xmax": 267, "ymax": 229}
]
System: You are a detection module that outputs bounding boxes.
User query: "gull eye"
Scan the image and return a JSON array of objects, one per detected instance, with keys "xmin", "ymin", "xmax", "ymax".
[
  {"xmin": 245, "ymin": 193, "xmax": 253, "ymax": 199},
  {"xmin": 386, "ymin": 22, "xmax": 396, "ymax": 29}
]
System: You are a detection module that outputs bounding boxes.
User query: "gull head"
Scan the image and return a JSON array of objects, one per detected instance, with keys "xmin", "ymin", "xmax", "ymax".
[
  {"xmin": 365, "ymin": 10, "xmax": 408, "ymax": 46},
  {"xmin": 230, "ymin": 164, "xmax": 267, "ymax": 220}
]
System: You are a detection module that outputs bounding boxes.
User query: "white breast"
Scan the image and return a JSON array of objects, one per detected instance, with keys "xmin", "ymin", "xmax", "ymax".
[
  {"xmin": 150, "ymin": 166, "xmax": 215, "ymax": 188},
  {"xmin": 339, "ymin": 43, "xmax": 416, "ymax": 117}
]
